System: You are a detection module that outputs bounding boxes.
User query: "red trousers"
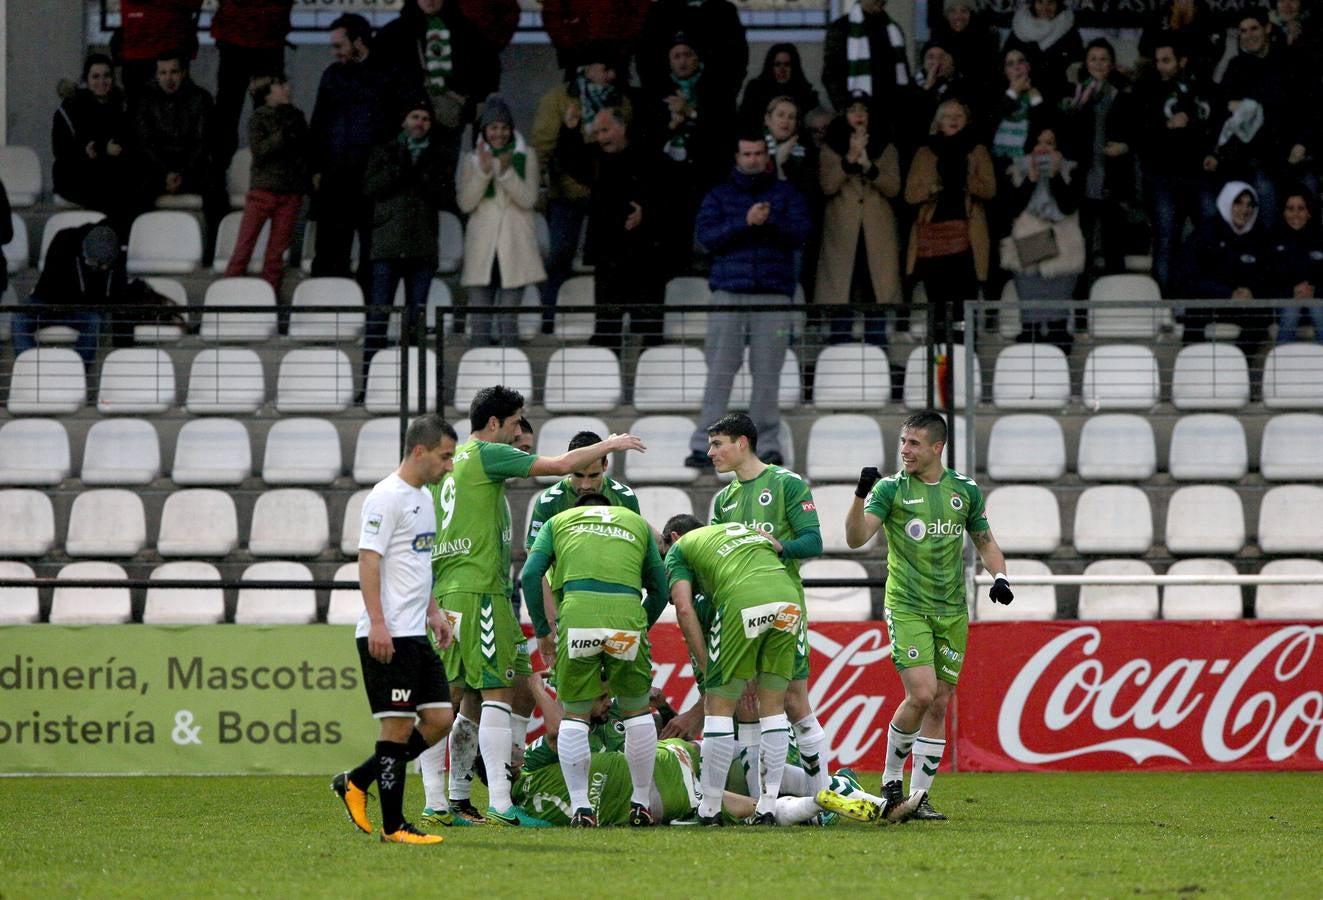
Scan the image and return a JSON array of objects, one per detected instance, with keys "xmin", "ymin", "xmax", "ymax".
[{"xmin": 225, "ymin": 188, "xmax": 300, "ymax": 292}]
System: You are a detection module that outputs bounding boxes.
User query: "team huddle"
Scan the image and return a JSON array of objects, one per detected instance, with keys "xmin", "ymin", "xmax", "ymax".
[{"xmin": 331, "ymin": 386, "xmax": 1013, "ymax": 844}]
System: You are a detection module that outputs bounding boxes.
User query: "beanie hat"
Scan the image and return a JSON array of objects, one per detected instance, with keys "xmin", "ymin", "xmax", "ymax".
[
  {"xmin": 81, "ymin": 224, "xmax": 120, "ymax": 267},
  {"xmin": 477, "ymin": 94, "xmax": 514, "ymax": 131}
]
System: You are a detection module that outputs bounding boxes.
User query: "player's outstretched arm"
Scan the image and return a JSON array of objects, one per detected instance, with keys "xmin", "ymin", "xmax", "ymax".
[
  {"xmin": 972, "ymin": 528, "xmax": 1014, "ymax": 605},
  {"xmin": 528, "ymin": 432, "xmax": 647, "ymax": 477},
  {"xmin": 844, "ymin": 467, "xmax": 883, "ymax": 549}
]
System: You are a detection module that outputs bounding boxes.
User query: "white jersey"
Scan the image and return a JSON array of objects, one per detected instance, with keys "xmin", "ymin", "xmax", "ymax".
[{"xmin": 355, "ymin": 473, "xmax": 437, "ymax": 639}]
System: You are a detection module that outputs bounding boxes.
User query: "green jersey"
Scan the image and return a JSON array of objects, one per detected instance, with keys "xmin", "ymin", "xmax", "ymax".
[
  {"xmin": 513, "ymin": 739, "xmax": 700, "ymax": 825},
  {"xmin": 665, "ymin": 523, "xmax": 796, "ymax": 605},
  {"xmin": 525, "ymin": 476, "xmax": 641, "ymax": 549},
  {"xmin": 865, "ymin": 468, "xmax": 989, "ymax": 615},
  {"xmin": 431, "ymin": 439, "xmax": 535, "ymax": 597},
  {"xmin": 528, "ymin": 505, "xmax": 663, "ymax": 597},
  {"xmin": 710, "ymin": 465, "xmax": 820, "ymax": 587}
]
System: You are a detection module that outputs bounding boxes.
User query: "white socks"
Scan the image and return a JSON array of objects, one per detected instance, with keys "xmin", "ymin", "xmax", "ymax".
[
  {"xmin": 909, "ymin": 737, "xmax": 946, "ymax": 796},
  {"xmin": 698, "ymin": 716, "xmax": 735, "ymax": 819},
  {"xmin": 479, "ymin": 701, "xmax": 514, "ymax": 811},
  {"xmin": 511, "ymin": 713, "xmax": 530, "ymax": 768},
  {"xmin": 793, "ymin": 714, "xmax": 828, "ymax": 794},
  {"xmin": 774, "ymin": 794, "xmax": 823, "ymax": 826},
  {"xmin": 419, "ymin": 735, "xmax": 447, "ymax": 811},
  {"xmin": 447, "ymin": 713, "xmax": 478, "ymax": 802},
  {"xmin": 557, "ymin": 718, "xmax": 592, "ymax": 811},
  {"xmin": 883, "ymin": 723, "xmax": 919, "ymax": 784},
  {"xmin": 737, "ymin": 721, "xmax": 761, "ymax": 797},
  {"xmin": 756, "ymin": 714, "xmax": 791, "ymax": 815},
  {"xmin": 623, "ymin": 713, "xmax": 658, "ymax": 807}
]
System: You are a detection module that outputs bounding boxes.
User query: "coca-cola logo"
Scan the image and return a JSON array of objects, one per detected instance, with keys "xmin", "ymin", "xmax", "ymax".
[{"xmin": 998, "ymin": 625, "xmax": 1323, "ymax": 766}]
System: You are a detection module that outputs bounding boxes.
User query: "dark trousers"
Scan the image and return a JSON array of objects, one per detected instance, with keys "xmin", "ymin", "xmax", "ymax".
[
  {"xmin": 915, "ymin": 250, "xmax": 978, "ymax": 343},
  {"xmin": 311, "ymin": 172, "xmax": 373, "ymax": 288},
  {"xmin": 214, "ymin": 42, "xmax": 286, "ymax": 173}
]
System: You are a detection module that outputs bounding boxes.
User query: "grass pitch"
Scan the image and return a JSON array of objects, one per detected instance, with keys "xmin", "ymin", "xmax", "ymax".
[{"xmin": 2, "ymin": 772, "xmax": 1318, "ymax": 898}]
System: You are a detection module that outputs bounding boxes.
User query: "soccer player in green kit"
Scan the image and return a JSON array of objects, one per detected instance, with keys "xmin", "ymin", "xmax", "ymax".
[
  {"xmin": 521, "ymin": 494, "xmax": 669, "ymax": 826},
  {"xmin": 844, "ymin": 410, "xmax": 1013, "ymax": 821},
  {"xmin": 704, "ymin": 413, "xmax": 830, "ymax": 794},
  {"xmin": 431, "ymin": 384, "xmax": 646, "ymax": 826},
  {"xmin": 661, "ymin": 514, "xmax": 802, "ymax": 825}
]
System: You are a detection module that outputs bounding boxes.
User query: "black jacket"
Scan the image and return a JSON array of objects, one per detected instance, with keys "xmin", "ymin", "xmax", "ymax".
[
  {"xmin": 374, "ymin": 0, "xmax": 499, "ymax": 122},
  {"xmin": 31, "ymin": 223, "xmax": 130, "ymax": 308}
]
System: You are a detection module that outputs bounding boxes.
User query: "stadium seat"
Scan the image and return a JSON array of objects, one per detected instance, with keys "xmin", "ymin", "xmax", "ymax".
[
  {"xmin": 1164, "ymin": 486, "xmax": 1245, "ymax": 555},
  {"xmin": 984, "ymin": 487, "xmax": 1061, "ymax": 553},
  {"xmin": 633, "ymin": 345, "xmax": 706, "ymax": 412},
  {"xmin": 341, "ymin": 489, "xmax": 370, "ymax": 555},
  {"xmin": 155, "ymin": 192, "xmax": 203, "ymax": 210},
  {"xmin": 452, "ymin": 348, "xmax": 533, "ymax": 415},
  {"xmin": 1077, "ymin": 560, "xmax": 1160, "ymax": 619},
  {"xmin": 438, "ymin": 211, "xmax": 463, "ymax": 274},
  {"xmin": 800, "ymin": 558, "xmax": 873, "ymax": 621},
  {"xmin": 730, "ymin": 348, "xmax": 800, "ymax": 411},
  {"xmin": 81, "ymin": 419, "xmax": 161, "ymax": 485},
  {"xmin": 629, "ymin": 486, "xmax": 691, "ymax": 531},
  {"xmin": 0, "ymin": 146, "xmax": 42, "ymax": 206},
  {"xmin": 991, "ymin": 344, "xmax": 1071, "ymax": 409},
  {"xmin": 65, "ymin": 489, "xmax": 147, "ymax": 557},
  {"xmin": 387, "ymin": 277, "xmax": 454, "ymax": 341},
  {"xmin": 185, "ymin": 348, "xmax": 265, "ymax": 414},
  {"xmin": 39, "ymin": 211, "xmax": 106, "ymax": 269},
  {"xmin": 812, "ymin": 343, "xmax": 891, "ymax": 410},
  {"xmin": 352, "ymin": 419, "xmax": 401, "ymax": 485},
  {"xmin": 1260, "ymin": 414, "xmax": 1323, "ymax": 480},
  {"xmin": 327, "ymin": 562, "xmax": 363, "ymax": 625},
  {"xmin": 1080, "ymin": 345, "xmax": 1160, "ymax": 410},
  {"xmin": 806, "ymin": 414, "xmax": 885, "ymax": 482},
  {"xmin": 50, "ymin": 561, "xmax": 131, "ymax": 624},
  {"xmin": 1262, "ymin": 344, "xmax": 1323, "ymax": 408},
  {"xmin": 543, "ymin": 347, "xmax": 622, "ymax": 413},
  {"xmin": 1258, "ymin": 485, "xmax": 1323, "ymax": 553},
  {"xmin": 554, "ymin": 275, "xmax": 595, "ymax": 340},
  {"xmin": 226, "ymin": 147, "xmax": 251, "ymax": 207},
  {"xmin": 200, "ymin": 277, "xmax": 277, "ymax": 342},
  {"xmin": 1254, "ymin": 558, "xmax": 1323, "ymax": 619},
  {"xmin": 288, "ymin": 277, "xmax": 365, "ymax": 342},
  {"xmin": 4, "ymin": 212, "xmax": 29, "ymax": 273},
  {"xmin": 235, "ymin": 561, "xmax": 317, "ymax": 624},
  {"xmin": 532, "ymin": 416, "xmax": 610, "ymax": 484},
  {"xmin": 1073, "ymin": 486, "xmax": 1153, "ymax": 554},
  {"xmin": 814, "ymin": 484, "xmax": 875, "ymax": 553},
  {"xmin": 212, "ymin": 210, "xmax": 282, "ymax": 274},
  {"xmin": 1170, "ymin": 343, "xmax": 1250, "ymax": 410},
  {"xmin": 1161, "ymin": 558, "xmax": 1242, "ymax": 620},
  {"xmin": 274, "ymin": 348, "xmax": 354, "ymax": 413},
  {"xmin": 892, "ymin": 416, "xmax": 970, "ymax": 472},
  {"xmin": 157, "ymin": 489, "xmax": 239, "ymax": 557},
  {"xmin": 985, "ymin": 414, "xmax": 1066, "ymax": 482},
  {"xmin": 0, "ymin": 561, "xmax": 39, "ymax": 624},
  {"xmin": 516, "ymin": 283, "xmax": 542, "ymax": 341},
  {"xmin": 624, "ymin": 416, "xmax": 699, "ymax": 484},
  {"xmin": 96, "ymin": 348, "xmax": 176, "ymax": 413},
  {"xmin": 1167, "ymin": 414, "xmax": 1248, "ymax": 481},
  {"xmin": 1087, "ymin": 274, "xmax": 1167, "ymax": 338},
  {"xmin": 0, "ymin": 419, "xmax": 71, "ymax": 485},
  {"xmin": 0, "ymin": 490, "xmax": 56, "ymax": 555},
  {"xmin": 364, "ymin": 347, "xmax": 438, "ymax": 415},
  {"xmin": 976, "ymin": 558, "xmax": 1057, "ymax": 621},
  {"xmin": 172, "ymin": 419, "xmax": 252, "ymax": 484},
  {"xmin": 1076, "ymin": 414, "xmax": 1157, "ymax": 480},
  {"xmin": 262, "ymin": 418, "xmax": 343, "ymax": 484},
  {"xmin": 300, "ymin": 222, "xmax": 359, "ymax": 275},
  {"xmin": 144, "ymin": 561, "xmax": 226, "ymax": 624},
  {"xmin": 662, "ymin": 276, "xmax": 710, "ymax": 341},
  {"xmin": 249, "ymin": 489, "xmax": 329, "ymax": 556},
  {"xmin": 126, "ymin": 211, "xmax": 203, "ymax": 274},
  {"xmin": 902, "ymin": 344, "xmax": 982, "ymax": 409},
  {"xmin": 134, "ymin": 277, "xmax": 187, "ymax": 343},
  {"xmin": 7, "ymin": 347, "xmax": 86, "ymax": 414}
]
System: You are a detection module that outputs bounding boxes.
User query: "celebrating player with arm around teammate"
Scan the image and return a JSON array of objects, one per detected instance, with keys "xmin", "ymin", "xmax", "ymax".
[
  {"xmin": 332, "ymin": 414, "xmax": 458, "ymax": 845},
  {"xmin": 844, "ymin": 410, "xmax": 1012, "ymax": 821}
]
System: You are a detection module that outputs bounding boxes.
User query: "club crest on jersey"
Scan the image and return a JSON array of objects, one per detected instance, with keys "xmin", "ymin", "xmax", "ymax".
[
  {"xmin": 950, "ymin": 494, "xmax": 964, "ymax": 511},
  {"xmin": 741, "ymin": 602, "xmax": 802, "ymax": 638},
  {"xmin": 907, "ymin": 646, "xmax": 920, "ymax": 660},
  {"xmin": 905, "ymin": 517, "xmax": 926, "ymax": 542},
  {"xmin": 566, "ymin": 628, "xmax": 642, "ymax": 660},
  {"xmin": 758, "ymin": 489, "xmax": 773, "ymax": 507}
]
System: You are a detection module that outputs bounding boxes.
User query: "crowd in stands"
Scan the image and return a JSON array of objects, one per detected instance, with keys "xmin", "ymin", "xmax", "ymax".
[{"xmin": 15, "ymin": 0, "xmax": 1323, "ymax": 375}]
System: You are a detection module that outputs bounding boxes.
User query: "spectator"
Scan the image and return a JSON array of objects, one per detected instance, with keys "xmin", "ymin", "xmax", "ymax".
[
  {"xmin": 1001, "ymin": 0, "xmax": 1082, "ymax": 104},
  {"xmin": 11, "ymin": 224, "xmax": 127, "ymax": 367},
  {"xmin": 112, "ymin": 0, "xmax": 203, "ymax": 110},
  {"xmin": 457, "ymin": 95, "xmax": 545, "ymax": 347},
  {"xmin": 542, "ymin": 0, "xmax": 650, "ymax": 72},
  {"xmin": 738, "ymin": 44, "xmax": 821, "ymax": 131},
  {"xmin": 1271, "ymin": 188, "xmax": 1323, "ymax": 343},
  {"xmin": 363, "ymin": 101, "xmax": 451, "ymax": 369},
  {"xmin": 990, "ymin": 48, "xmax": 1046, "ymax": 172},
  {"xmin": 930, "ymin": 0, "xmax": 1001, "ymax": 90},
  {"xmin": 1177, "ymin": 181, "xmax": 1270, "ymax": 354},
  {"xmin": 764, "ymin": 96, "xmax": 821, "ymax": 298},
  {"xmin": 637, "ymin": 0, "xmax": 747, "ymax": 104},
  {"xmin": 531, "ymin": 48, "xmax": 634, "ymax": 330},
  {"xmin": 51, "ymin": 54, "xmax": 136, "ymax": 233},
  {"xmin": 1001, "ymin": 117, "xmax": 1085, "ymax": 355},
  {"xmin": 308, "ymin": 14, "xmax": 403, "ymax": 282},
  {"xmin": 1272, "ymin": 0, "xmax": 1319, "ymax": 71},
  {"xmin": 223, "ymin": 74, "xmax": 308, "ymax": 295},
  {"xmin": 910, "ymin": 39, "xmax": 977, "ymax": 147},
  {"xmin": 209, "ymin": 0, "xmax": 294, "ymax": 174},
  {"xmin": 135, "ymin": 52, "xmax": 214, "ymax": 207},
  {"xmin": 905, "ymin": 99, "xmax": 996, "ymax": 341},
  {"xmin": 1139, "ymin": 0, "xmax": 1224, "ymax": 82},
  {"xmin": 823, "ymin": 0, "xmax": 913, "ymax": 115},
  {"xmin": 816, "ymin": 92, "xmax": 902, "ymax": 346},
  {"xmin": 684, "ymin": 134, "xmax": 811, "ymax": 470}
]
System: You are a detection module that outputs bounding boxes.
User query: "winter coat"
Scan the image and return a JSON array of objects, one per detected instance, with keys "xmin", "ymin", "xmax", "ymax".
[
  {"xmin": 210, "ymin": 0, "xmax": 292, "ymax": 49},
  {"xmin": 556, "ymin": 138, "xmax": 658, "ymax": 267},
  {"xmin": 1001, "ymin": 7, "xmax": 1083, "ymax": 104},
  {"xmin": 1132, "ymin": 73, "xmax": 1214, "ymax": 177},
  {"xmin": 1176, "ymin": 186, "xmax": 1268, "ymax": 300},
  {"xmin": 815, "ymin": 140, "xmax": 902, "ymax": 305},
  {"xmin": 31, "ymin": 223, "xmax": 130, "ymax": 308},
  {"xmin": 249, "ymin": 104, "xmax": 309, "ymax": 195},
  {"xmin": 737, "ymin": 43, "xmax": 820, "ymax": 131},
  {"xmin": 374, "ymin": 0, "xmax": 500, "ymax": 122},
  {"xmin": 530, "ymin": 82, "xmax": 635, "ymax": 202},
  {"xmin": 364, "ymin": 135, "xmax": 451, "ymax": 263},
  {"xmin": 696, "ymin": 167, "xmax": 811, "ymax": 297},
  {"xmin": 52, "ymin": 89, "xmax": 132, "ymax": 201},
  {"xmin": 456, "ymin": 134, "xmax": 546, "ymax": 289},
  {"xmin": 905, "ymin": 142, "xmax": 997, "ymax": 279},
  {"xmin": 134, "ymin": 78, "xmax": 213, "ymax": 186},
  {"xmin": 823, "ymin": 9, "xmax": 913, "ymax": 112},
  {"xmin": 1269, "ymin": 222, "xmax": 1323, "ymax": 299},
  {"xmin": 636, "ymin": 0, "xmax": 747, "ymax": 104},
  {"xmin": 309, "ymin": 58, "xmax": 403, "ymax": 178},
  {"xmin": 1064, "ymin": 75, "xmax": 1139, "ymax": 204}
]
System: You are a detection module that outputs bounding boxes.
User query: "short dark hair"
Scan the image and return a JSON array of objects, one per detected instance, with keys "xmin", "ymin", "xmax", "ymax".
[
  {"xmin": 1083, "ymin": 37, "xmax": 1116, "ymax": 66},
  {"xmin": 519, "ymin": 416, "xmax": 534, "ymax": 435},
  {"xmin": 663, "ymin": 514, "xmax": 703, "ymax": 543},
  {"xmin": 82, "ymin": 53, "xmax": 114, "ymax": 82},
  {"xmin": 404, "ymin": 414, "xmax": 457, "ymax": 454},
  {"xmin": 706, "ymin": 412, "xmax": 758, "ymax": 452},
  {"xmin": 568, "ymin": 430, "xmax": 603, "ymax": 451},
  {"xmin": 155, "ymin": 51, "xmax": 187, "ymax": 69},
  {"xmin": 469, "ymin": 385, "xmax": 525, "ymax": 433},
  {"xmin": 736, "ymin": 131, "xmax": 769, "ymax": 152},
  {"xmin": 575, "ymin": 492, "xmax": 611, "ymax": 507},
  {"xmin": 901, "ymin": 410, "xmax": 948, "ymax": 445},
  {"xmin": 248, "ymin": 73, "xmax": 286, "ymax": 109},
  {"xmin": 330, "ymin": 13, "xmax": 373, "ymax": 46},
  {"xmin": 1240, "ymin": 7, "xmax": 1270, "ymax": 26}
]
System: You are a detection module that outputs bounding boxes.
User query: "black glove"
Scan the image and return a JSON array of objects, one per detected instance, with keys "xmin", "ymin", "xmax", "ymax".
[
  {"xmin": 990, "ymin": 575, "xmax": 1014, "ymax": 605},
  {"xmin": 855, "ymin": 466, "xmax": 881, "ymax": 499}
]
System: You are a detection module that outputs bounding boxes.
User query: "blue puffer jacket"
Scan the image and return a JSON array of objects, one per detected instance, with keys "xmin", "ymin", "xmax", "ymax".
[{"xmin": 696, "ymin": 167, "xmax": 811, "ymax": 296}]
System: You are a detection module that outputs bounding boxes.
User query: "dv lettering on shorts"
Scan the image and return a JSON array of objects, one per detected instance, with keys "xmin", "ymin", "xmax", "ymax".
[
  {"xmin": 566, "ymin": 628, "xmax": 641, "ymax": 660},
  {"xmin": 741, "ymin": 602, "xmax": 801, "ymax": 638},
  {"xmin": 391, "ymin": 688, "xmax": 412, "ymax": 704}
]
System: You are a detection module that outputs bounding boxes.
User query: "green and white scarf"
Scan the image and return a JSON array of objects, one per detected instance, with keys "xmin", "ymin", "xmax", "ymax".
[
  {"xmin": 480, "ymin": 131, "xmax": 528, "ymax": 198},
  {"xmin": 846, "ymin": 3, "xmax": 909, "ymax": 97},
  {"xmin": 664, "ymin": 66, "xmax": 703, "ymax": 162},
  {"xmin": 424, "ymin": 15, "xmax": 453, "ymax": 96}
]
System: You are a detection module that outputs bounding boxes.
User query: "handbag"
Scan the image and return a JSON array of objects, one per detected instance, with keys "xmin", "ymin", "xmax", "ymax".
[
  {"xmin": 916, "ymin": 219, "xmax": 971, "ymax": 259},
  {"xmin": 1014, "ymin": 228, "xmax": 1059, "ymax": 267},
  {"xmin": 1000, "ymin": 210, "xmax": 1086, "ymax": 278}
]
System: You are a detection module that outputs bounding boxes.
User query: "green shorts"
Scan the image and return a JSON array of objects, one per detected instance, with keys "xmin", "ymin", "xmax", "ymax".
[
  {"xmin": 554, "ymin": 591, "xmax": 651, "ymax": 707},
  {"xmin": 705, "ymin": 582, "xmax": 800, "ymax": 691},
  {"xmin": 438, "ymin": 591, "xmax": 525, "ymax": 690},
  {"xmin": 792, "ymin": 586, "xmax": 811, "ymax": 681},
  {"xmin": 883, "ymin": 606, "xmax": 968, "ymax": 685}
]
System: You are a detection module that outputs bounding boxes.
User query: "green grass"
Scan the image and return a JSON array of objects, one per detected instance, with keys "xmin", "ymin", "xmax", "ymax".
[{"xmin": 1, "ymin": 773, "xmax": 1318, "ymax": 898}]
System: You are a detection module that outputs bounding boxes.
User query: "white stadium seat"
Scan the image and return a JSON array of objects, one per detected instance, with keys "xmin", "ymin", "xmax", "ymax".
[
  {"xmin": 200, "ymin": 277, "xmax": 278, "ymax": 342},
  {"xmin": 1255, "ymin": 559, "xmax": 1323, "ymax": 619},
  {"xmin": 1167, "ymin": 414, "xmax": 1248, "ymax": 481},
  {"xmin": 327, "ymin": 562, "xmax": 364, "ymax": 625},
  {"xmin": 543, "ymin": 347, "xmax": 622, "ymax": 413},
  {"xmin": 903, "ymin": 344, "xmax": 981, "ymax": 409},
  {"xmin": 1162, "ymin": 558, "xmax": 1242, "ymax": 620},
  {"xmin": 814, "ymin": 484, "xmax": 875, "ymax": 553},
  {"xmin": 976, "ymin": 558, "xmax": 1057, "ymax": 621},
  {"xmin": 1171, "ymin": 343, "xmax": 1250, "ymax": 410},
  {"xmin": 633, "ymin": 346, "xmax": 706, "ymax": 412},
  {"xmin": 157, "ymin": 489, "xmax": 239, "ymax": 557},
  {"xmin": 662, "ymin": 276, "xmax": 710, "ymax": 341},
  {"xmin": 249, "ymin": 489, "xmax": 329, "ymax": 556},
  {"xmin": 985, "ymin": 414, "xmax": 1066, "ymax": 482},
  {"xmin": 0, "ymin": 146, "xmax": 42, "ymax": 206},
  {"xmin": 892, "ymin": 417, "xmax": 970, "ymax": 473},
  {"xmin": 144, "ymin": 561, "xmax": 225, "ymax": 624},
  {"xmin": 1164, "ymin": 486, "xmax": 1245, "ymax": 555},
  {"xmin": 624, "ymin": 416, "xmax": 699, "ymax": 484},
  {"xmin": 81, "ymin": 419, "xmax": 161, "ymax": 485},
  {"xmin": 812, "ymin": 344, "xmax": 891, "ymax": 410},
  {"xmin": 39, "ymin": 211, "xmax": 106, "ymax": 269},
  {"xmin": 135, "ymin": 277, "xmax": 188, "ymax": 344},
  {"xmin": 1076, "ymin": 414, "xmax": 1157, "ymax": 480},
  {"xmin": 172, "ymin": 419, "xmax": 252, "ymax": 485},
  {"xmin": 984, "ymin": 487, "xmax": 1061, "ymax": 554},
  {"xmin": 341, "ymin": 489, "xmax": 370, "ymax": 555},
  {"xmin": 185, "ymin": 348, "xmax": 265, "ymax": 415},
  {"xmin": 387, "ymin": 277, "xmax": 454, "ymax": 341},
  {"xmin": 1077, "ymin": 559, "xmax": 1159, "ymax": 620},
  {"xmin": 236, "ymin": 561, "xmax": 317, "ymax": 624},
  {"xmin": 438, "ymin": 211, "xmax": 463, "ymax": 274},
  {"xmin": 96, "ymin": 348, "xmax": 177, "ymax": 414},
  {"xmin": 554, "ymin": 275, "xmax": 596, "ymax": 340},
  {"xmin": 991, "ymin": 344, "xmax": 1071, "ymax": 409},
  {"xmin": 275, "ymin": 348, "xmax": 354, "ymax": 413},
  {"xmin": 730, "ymin": 348, "xmax": 800, "ymax": 411},
  {"xmin": 452, "ymin": 348, "xmax": 533, "ymax": 415},
  {"xmin": 262, "ymin": 418, "xmax": 343, "ymax": 485},
  {"xmin": 1073, "ymin": 486, "xmax": 1153, "ymax": 554},
  {"xmin": 0, "ymin": 490, "xmax": 56, "ymax": 555},
  {"xmin": 632, "ymin": 486, "xmax": 692, "ymax": 531},
  {"xmin": 532, "ymin": 416, "xmax": 610, "ymax": 484},
  {"xmin": 1260, "ymin": 414, "xmax": 1323, "ymax": 480},
  {"xmin": 50, "ymin": 561, "xmax": 131, "ymax": 624},
  {"xmin": 807, "ymin": 414, "xmax": 884, "ymax": 482},
  {"xmin": 0, "ymin": 419, "xmax": 71, "ymax": 485},
  {"xmin": 365, "ymin": 347, "xmax": 438, "ymax": 415},
  {"xmin": 1087, "ymin": 274, "xmax": 1167, "ymax": 338},
  {"xmin": 7, "ymin": 348, "xmax": 86, "ymax": 415},
  {"xmin": 212, "ymin": 210, "xmax": 281, "ymax": 274},
  {"xmin": 1262, "ymin": 344, "xmax": 1323, "ymax": 408},
  {"xmin": 353, "ymin": 419, "xmax": 402, "ymax": 485},
  {"xmin": 800, "ymin": 559, "xmax": 873, "ymax": 621},
  {"xmin": 127, "ymin": 211, "xmax": 203, "ymax": 274},
  {"xmin": 1081, "ymin": 345, "xmax": 1160, "ymax": 410},
  {"xmin": 226, "ymin": 147, "xmax": 251, "ymax": 207},
  {"xmin": 4, "ymin": 212, "xmax": 29, "ymax": 273},
  {"xmin": 65, "ymin": 489, "xmax": 147, "ymax": 557},
  {"xmin": 288, "ymin": 277, "xmax": 365, "ymax": 342},
  {"xmin": 0, "ymin": 561, "xmax": 40, "ymax": 624},
  {"xmin": 1258, "ymin": 485, "xmax": 1323, "ymax": 553}
]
